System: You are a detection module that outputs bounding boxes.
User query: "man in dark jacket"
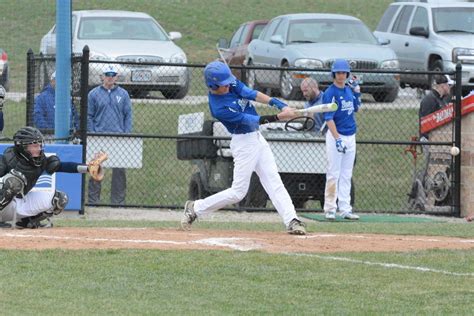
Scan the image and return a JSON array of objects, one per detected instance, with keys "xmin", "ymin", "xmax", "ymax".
[
  {"xmin": 33, "ymin": 71, "xmax": 79, "ymax": 132},
  {"xmin": 419, "ymin": 74, "xmax": 453, "ymax": 139}
]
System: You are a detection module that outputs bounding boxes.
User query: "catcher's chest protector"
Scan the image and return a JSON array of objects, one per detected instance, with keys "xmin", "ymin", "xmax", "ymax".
[{"xmin": 2, "ymin": 148, "xmax": 44, "ymax": 194}]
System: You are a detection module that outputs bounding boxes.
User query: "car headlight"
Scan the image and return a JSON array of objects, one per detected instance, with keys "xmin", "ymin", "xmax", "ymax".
[
  {"xmin": 89, "ymin": 51, "xmax": 112, "ymax": 61},
  {"xmin": 167, "ymin": 53, "xmax": 187, "ymax": 64},
  {"xmin": 294, "ymin": 59, "xmax": 323, "ymax": 69},
  {"xmin": 380, "ymin": 59, "xmax": 399, "ymax": 69},
  {"xmin": 452, "ymin": 47, "xmax": 474, "ymax": 64}
]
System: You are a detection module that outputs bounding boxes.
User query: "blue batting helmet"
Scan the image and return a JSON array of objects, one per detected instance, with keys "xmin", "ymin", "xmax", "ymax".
[
  {"xmin": 331, "ymin": 59, "xmax": 351, "ymax": 78},
  {"xmin": 204, "ymin": 61, "xmax": 236, "ymax": 90}
]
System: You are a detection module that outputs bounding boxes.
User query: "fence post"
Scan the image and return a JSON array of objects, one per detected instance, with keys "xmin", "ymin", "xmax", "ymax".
[
  {"xmin": 79, "ymin": 45, "xmax": 90, "ymax": 215},
  {"xmin": 26, "ymin": 49, "xmax": 34, "ymax": 126},
  {"xmin": 453, "ymin": 63, "xmax": 462, "ymax": 217}
]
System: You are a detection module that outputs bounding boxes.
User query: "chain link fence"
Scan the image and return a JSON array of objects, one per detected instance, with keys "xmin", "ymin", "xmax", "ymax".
[{"xmin": 17, "ymin": 51, "xmax": 462, "ymax": 215}]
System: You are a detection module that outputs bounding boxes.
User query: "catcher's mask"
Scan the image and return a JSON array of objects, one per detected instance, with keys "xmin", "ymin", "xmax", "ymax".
[
  {"xmin": 204, "ymin": 61, "xmax": 236, "ymax": 90},
  {"xmin": 13, "ymin": 126, "xmax": 45, "ymax": 167}
]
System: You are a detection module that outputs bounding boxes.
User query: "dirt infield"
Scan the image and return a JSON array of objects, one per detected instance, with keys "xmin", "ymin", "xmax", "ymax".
[{"xmin": 1, "ymin": 227, "xmax": 474, "ymax": 253}]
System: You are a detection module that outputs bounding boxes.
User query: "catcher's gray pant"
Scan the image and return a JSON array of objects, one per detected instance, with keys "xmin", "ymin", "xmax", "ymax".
[
  {"xmin": 193, "ymin": 131, "xmax": 298, "ymax": 226},
  {"xmin": 0, "ymin": 191, "xmax": 56, "ymax": 222},
  {"xmin": 324, "ymin": 132, "xmax": 356, "ymax": 214},
  {"xmin": 88, "ymin": 168, "xmax": 126, "ymax": 205}
]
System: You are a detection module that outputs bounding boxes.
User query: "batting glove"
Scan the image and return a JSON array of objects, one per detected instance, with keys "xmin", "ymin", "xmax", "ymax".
[
  {"xmin": 269, "ymin": 98, "xmax": 287, "ymax": 110},
  {"xmin": 348, "ymin": 76, "xmax": 361, "ymax": 93},
  {"xmin": 335, "ymin": 137, "xmax": 347, "ymax": 154}
]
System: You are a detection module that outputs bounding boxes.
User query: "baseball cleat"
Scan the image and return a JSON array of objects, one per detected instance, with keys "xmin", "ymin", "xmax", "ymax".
[
  {"xmin": 341, "ymin": 212, "xmax": 359, "ymax": 220},
  {"xmin": 181, "ymin": 200, "xmax": 197, "ymax": 230},
  {"xmin": 325, "ymin": 212, "xmax": 336, "ymax": 220},
  {"xmin": 287, "ymin": 218, "xmax": 306, "ymax": 235}
]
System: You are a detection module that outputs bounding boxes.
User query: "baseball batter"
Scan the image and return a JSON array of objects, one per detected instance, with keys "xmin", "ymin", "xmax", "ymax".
[
  {"xmin": 181, "ymin": 61, "xmax": 306, "ymax": 235},
  {"xmin": 322, "ymin": 59, "xmax": 360, "ymax": 220},
  {"xmin": 0, "ymin": 127, "xmax": 104, "ymax": 228}
]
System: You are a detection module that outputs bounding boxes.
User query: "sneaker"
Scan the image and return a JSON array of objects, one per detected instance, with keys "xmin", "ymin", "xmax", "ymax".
[
  {"xmin": 340, "ymin": 212, "xmax": 359, "ymax": 220},
  {"xmin": 325, "ymin": 212, "xmax": 336, "ymax": 220},
  {"xmin": 0, "ymin": 222, "xmax": 12, "ymax": 228},
  {"xmin": 287, "ymin": 218, "xmax": 306, "ymax": 235},
  {"xmin": 181, "ymin": 200, "xmax": 197, "ymax": 230}
]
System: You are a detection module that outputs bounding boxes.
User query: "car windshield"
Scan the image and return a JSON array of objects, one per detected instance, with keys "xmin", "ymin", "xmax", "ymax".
[
  {"xmin": 287, "ymin": 19, "xmax": 377, "ymax": 45},
  {"xmin": 432, "ymin": 7, "xmax": 474, "ymax": 34},
  {"xmin": 78, "ymin": 17, "xmax": 169, "ymax": 40}
]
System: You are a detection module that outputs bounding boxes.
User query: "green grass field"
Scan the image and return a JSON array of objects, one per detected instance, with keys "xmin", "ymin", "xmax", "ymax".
[{"xmin": 1, "ymin": 219, "xmax": 473, "ymax": 315}]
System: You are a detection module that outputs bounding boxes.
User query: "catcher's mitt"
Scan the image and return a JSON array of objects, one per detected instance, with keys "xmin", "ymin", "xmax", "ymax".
[{"xmin": 88, "ymin": 151, "xmax": 108, "ymax": 181}]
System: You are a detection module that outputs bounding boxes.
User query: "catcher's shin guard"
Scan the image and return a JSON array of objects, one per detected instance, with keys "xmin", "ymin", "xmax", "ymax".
[
  {"xmin": 0, "ymin": 170, "xmax": 27, "ymax": 210},
  {"xmin": 50, "ymin": 191, "xmax": 68, "ymax": 215}
]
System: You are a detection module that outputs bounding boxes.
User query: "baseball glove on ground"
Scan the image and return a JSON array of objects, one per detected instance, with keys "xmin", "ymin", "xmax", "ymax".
[{"xmin": 88, "ymin": 151, "xmax": 108, "ymax": 181}]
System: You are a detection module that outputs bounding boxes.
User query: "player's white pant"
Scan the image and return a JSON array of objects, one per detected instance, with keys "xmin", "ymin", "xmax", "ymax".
[
  {"xmin": 0, "ymin": 191, "xmax": 56, "ymax": 222},
  {"xmin": 324, "ymin": 132, "xmax": 356, "ymax": 214},
  {"xmin": 194, "ymin": 131, "xmax": 298, "ymax": 226}
]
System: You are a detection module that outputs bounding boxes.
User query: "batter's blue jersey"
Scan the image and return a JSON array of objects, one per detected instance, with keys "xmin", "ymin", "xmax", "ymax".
[
  {"xmin": 208, "ymin": 80, "xmax": 260, "ymax": 134},
  {"xmin": 322, "ymin": 84, "xmax": 360, "ymax": 136}
]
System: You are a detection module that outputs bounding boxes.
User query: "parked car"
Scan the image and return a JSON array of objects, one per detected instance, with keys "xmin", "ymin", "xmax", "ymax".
[
  {"xmin": 0, "ymin": 48, "xmax": 9, "ymax": 91},
  {"xmin": 40, "ymin": 10, "xmax": 190, "ymax": 99},
  {"xmin": 217, "ymin": 20, "xmax": 268, "ymax": 80},
  {"xmin": 374, "ymin": 1, "xmax": 474, "ymax": 94},
  {"xmin": 245, "ymin": 13, "xmax": 400, "ymax": 102}
]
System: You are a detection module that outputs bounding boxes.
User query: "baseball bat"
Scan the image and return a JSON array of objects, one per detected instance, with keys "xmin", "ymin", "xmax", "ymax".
[
  {"xmin": 216, "ymin": 43, "xmax": 229, "ymax": 66},
  {"xmin": 295, "ymin": 102, "xmax": 338, "ymax": 114}
]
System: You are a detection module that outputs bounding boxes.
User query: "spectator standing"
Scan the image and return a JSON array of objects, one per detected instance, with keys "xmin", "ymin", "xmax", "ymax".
[
  {"xmin": 419, "ymin": 74, "xmax": 454, "ymax": 139},
  {"xmin": 33, "ymin": 71, "xmax": 79, "ymax": 132},
  {"xmin": 87, "ymin": 66, "xmax": 132, "ymax": 205}
]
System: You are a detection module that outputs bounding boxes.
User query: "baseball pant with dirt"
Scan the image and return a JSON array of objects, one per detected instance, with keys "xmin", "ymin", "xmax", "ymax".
[{"xmin": 324, "ymin": 132, "xmax": 356, "ymax": 214}]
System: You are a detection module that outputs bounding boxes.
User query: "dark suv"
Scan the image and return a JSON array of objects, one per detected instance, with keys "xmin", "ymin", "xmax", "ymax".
[{"xmin": 374, "ymin": 1, "xmax": 474, "ymax": 94}]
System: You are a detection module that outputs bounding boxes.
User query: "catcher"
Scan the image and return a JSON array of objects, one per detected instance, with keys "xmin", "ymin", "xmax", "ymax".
[{"xmin": 0, "ymin": 126, "xmax": 106, "ymax": 228}]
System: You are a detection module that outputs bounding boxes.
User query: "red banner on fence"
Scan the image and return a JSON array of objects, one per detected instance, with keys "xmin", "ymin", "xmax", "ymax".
[{"xmin": 420, "ymin": 94, "xmax": 474, "ymax": 134}]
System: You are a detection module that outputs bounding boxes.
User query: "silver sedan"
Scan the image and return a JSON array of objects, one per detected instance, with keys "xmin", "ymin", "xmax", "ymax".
[
  {"xmin": 40, "ymin": 10, "xmax": 190, "ymax": 99},
  {"xmin": 246, "ymin": 13, "xmax": 400, "ymax": 102}
]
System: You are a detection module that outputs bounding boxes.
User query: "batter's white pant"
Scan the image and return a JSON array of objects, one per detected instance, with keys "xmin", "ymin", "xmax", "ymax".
[
  {"xmin": 194, "ymin": 131, "xmax": 298, "ymax": 226},
  {"xmin": 0, "ymin": 191, "xmax": 56, "ymax": 222},
  {"xmin": 324, "ymin": 132, "xmax": 356, "ymax": 214}
]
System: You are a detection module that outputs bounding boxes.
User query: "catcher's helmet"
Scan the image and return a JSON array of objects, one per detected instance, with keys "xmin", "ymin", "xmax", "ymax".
[
  {"xmin": 331, "ymin": 59, "xmax": 351, "ymax": 78},
  {"xmin": 0, "ymin": 85, "xmax": 5, "ymax": 106},
  {"xmin": 204, "ymin": 61, "xmax": 236, "ymax": 90},
  {"xmin": 13, "ymin": 126, "xmax": 45, "ymax": 167}
]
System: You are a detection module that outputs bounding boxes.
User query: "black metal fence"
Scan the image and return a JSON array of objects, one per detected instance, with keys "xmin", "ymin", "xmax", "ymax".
[{"xmin": 22, "ymin": 50, "xmax": 462, "ymax": 215}]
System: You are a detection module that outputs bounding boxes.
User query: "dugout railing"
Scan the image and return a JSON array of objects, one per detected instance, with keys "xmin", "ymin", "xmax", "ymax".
[{"xmin": 23, "ymin": 48, "xmax": 463, "ymax": 216}]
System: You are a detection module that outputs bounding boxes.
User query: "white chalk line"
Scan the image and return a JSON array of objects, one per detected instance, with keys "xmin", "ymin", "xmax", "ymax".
[
  {"xmin": 2, "ymin": 232, "xmax": 473, "ymax": 275},
  {"xmin": 1, "ymin": 233, "xmax": 261, "ymax": 251},
  {"xmin": 291, "ymin": 253, "xmax": 474, "ymax": 277}
]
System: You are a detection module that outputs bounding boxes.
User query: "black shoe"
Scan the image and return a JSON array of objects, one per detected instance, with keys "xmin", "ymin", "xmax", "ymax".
[{"xmin": 0, "ymin": 222, "xmax": 12, "ymax": 228}]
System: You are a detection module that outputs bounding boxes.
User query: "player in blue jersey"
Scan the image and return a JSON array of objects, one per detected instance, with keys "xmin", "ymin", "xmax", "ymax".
[
  {"xmin": 322, "ymin": 59, "xmax": 360, "ymax": 220},
  {"xmin": 181, "ymin": 61, "xmax": 307, "ymax": 235}
]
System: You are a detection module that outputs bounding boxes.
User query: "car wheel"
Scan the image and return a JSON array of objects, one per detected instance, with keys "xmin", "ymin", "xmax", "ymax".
[
  {"xmin": 188, "ymin": 172, "xmax": 209, "ymax": 200},
  {"xmin": 372, "ymin": 87, "xmax": 399, "ymax": 103},
  {"xmin": 246, "ymin": 60, "xmax": 261, "ymax": 91},
  {"xmin": 162, "ymin": 70, "xmax": 191, "ymax": 99},
  {"xmin": 428, "ymin": 60, "xmax": 443, "ymax": 88},
  {"xmin": 279, "ymin": 62, "xmax": 299, "ymax": 100},
  {"xmin": 238, "ymin": 173, "xmax": 267, "ymax": 209}
]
